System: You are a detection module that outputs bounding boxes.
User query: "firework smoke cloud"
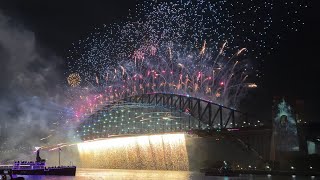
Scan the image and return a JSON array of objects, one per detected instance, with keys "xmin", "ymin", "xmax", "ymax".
[{"xmin": 0, "ymin": 12, "xmax": 68, "ymax": 162}]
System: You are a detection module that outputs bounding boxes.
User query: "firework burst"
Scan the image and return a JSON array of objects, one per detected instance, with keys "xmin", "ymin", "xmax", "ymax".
[
  {"xmin": 67, "ymin": 73, "xmax": 81, "ymax": 87},
  {"xmin": 65, "ymin": 0, "xmax": 307, "ymax": 119}
]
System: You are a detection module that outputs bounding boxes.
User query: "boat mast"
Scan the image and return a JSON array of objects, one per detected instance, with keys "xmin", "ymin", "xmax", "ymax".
[{"xmin": 59, "ymin": 148, "xmax": 61, "ymax": 166}]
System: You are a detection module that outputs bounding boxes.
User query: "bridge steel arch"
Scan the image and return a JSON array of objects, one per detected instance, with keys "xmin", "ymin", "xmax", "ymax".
[
  {"xmin": 123, "ymin": 93, "xmax": 248, "ymax": 129},
  {"xmin": 80, "ymin": 93, "xmax": 249, "ymax": 136}
]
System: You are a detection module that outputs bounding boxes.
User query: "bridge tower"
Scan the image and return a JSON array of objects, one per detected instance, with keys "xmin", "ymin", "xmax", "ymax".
[{"xmin": 270, "ymin": 96, "xmax": 307, "ymax": 168}]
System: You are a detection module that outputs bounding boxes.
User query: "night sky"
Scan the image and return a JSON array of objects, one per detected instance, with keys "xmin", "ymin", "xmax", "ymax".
[{"xmin": 0, "ymin": 0, "xmax": 319, "ymax": 123}]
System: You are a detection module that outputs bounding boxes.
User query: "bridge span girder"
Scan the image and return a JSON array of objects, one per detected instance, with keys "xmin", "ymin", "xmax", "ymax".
[{"xmin": 124, "ymin": 93, "xmax": 248, "ymax": 129}]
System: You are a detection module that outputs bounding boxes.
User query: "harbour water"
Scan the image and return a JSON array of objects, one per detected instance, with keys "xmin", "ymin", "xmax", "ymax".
[{"xmin": 19, "ymin": 168, "xmax": 317, "ymax": 180}]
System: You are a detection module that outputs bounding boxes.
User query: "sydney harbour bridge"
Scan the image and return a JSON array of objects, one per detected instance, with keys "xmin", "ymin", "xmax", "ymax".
[
  {"xmin": 75, "ymin": 92, "xmax": 272, "ymax": 170},
  {"xmin": 78, "ymin": 92, "xmax": 248, "ymax": 138}
]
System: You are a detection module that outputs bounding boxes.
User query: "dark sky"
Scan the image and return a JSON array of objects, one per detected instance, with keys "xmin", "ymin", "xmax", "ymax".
[{"xmin": 0, "ymin": 0, "xmax": 319, "ymax": 122}]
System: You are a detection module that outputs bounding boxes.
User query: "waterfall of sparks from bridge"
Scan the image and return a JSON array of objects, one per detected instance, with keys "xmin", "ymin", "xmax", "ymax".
[{"xmin": 77, "ymin": 133, "xmax": 189, "ymax": 170}]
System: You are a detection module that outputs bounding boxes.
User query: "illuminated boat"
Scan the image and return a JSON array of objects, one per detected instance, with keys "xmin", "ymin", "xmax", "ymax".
[
  {"xmin": 201, "ymin": 161, "xmax": 239, "ymax": 177},
  {"xmin": 12, "ymin": 149, "xmax": 76, "ymax": 176},
  {"xmin": 12, "ymin": 161, "xmax": 76, "ymax": 176}
]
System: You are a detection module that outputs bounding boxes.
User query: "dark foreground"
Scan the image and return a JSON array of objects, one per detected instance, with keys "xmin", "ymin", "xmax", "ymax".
[
  {"xmin": 17, "ymin": 168, "xmax": 318, "ymax": 180},
  {"xmin": 202, "ymin": 168, "xmax": 320, "ymax": 177}
]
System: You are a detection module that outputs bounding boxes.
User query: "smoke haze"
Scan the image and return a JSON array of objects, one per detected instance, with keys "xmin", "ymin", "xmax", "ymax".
[{"xmin": 0, "ymin": 12, "xmax": 69, "ymax": 162}]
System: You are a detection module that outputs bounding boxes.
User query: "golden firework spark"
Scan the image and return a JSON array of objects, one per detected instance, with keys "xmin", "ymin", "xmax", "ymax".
[
  {"xmin": 247, "ymin": 83, "xmax": 258, "ymax": 88},
  {"xmin": 77, "ymin": 133, "xmax": 189, "ymax": 170},
  {"xmin": 67, "ymin": 73, "xmax": 81, "ymax": 87}
]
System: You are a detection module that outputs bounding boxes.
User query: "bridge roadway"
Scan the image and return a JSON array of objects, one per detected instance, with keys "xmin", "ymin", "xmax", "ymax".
[{"xmin": 192, "ymin": 127, "xmax": 272, "ymax": 161}]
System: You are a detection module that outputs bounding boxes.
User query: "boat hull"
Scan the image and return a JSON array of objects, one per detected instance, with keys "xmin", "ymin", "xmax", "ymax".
[{"xmin": 13, "ymin": 167, "xmax": 76, "ymax": 176}]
